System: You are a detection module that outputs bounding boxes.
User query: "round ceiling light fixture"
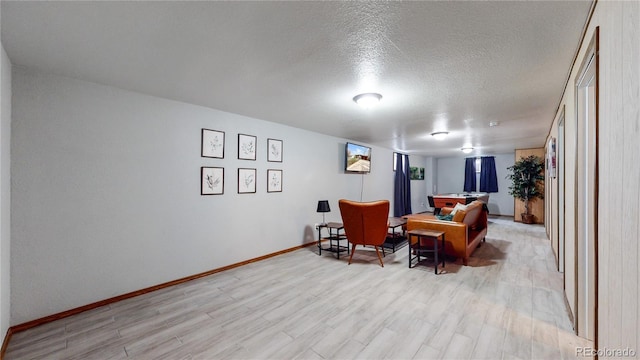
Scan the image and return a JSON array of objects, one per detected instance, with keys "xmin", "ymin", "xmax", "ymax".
[
  {"xmin": 353, "ymin": 93, "xmax": 382, "ymax": 109},
  {"xmin": 430, "ymin": 131, "xmax": 449, "ymax": 140},
  {"xmin": 461, "ymin": 147, "xmax": 474, "ymax": 153}
]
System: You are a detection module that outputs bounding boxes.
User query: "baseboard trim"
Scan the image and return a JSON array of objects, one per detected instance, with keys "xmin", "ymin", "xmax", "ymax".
[
  {"xmin": 6, "ymin": 241, "xmax": 318, "ymax": 338},
  {"xmin": 488, "ymin": 214, "xmax": 514, "ymax": 219},
  {"xmin": 1, "ymin": 328, "xmax": 14, "ymax": 360}
]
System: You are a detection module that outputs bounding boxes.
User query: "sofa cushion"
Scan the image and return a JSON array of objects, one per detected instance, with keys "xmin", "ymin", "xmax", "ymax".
[
  {"xmin": 450, "ymin": 203, "xmax": 467, "ymax": 216},
  {"xmin": 461, "ymin": 202, "xmax": 483, "ymax": 227},
  {"xmin": 452, "ymin": 209, "xmax": 467, "ymax": 222}
]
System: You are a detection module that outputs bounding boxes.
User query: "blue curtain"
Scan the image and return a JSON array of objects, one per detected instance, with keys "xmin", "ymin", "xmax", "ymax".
[
  {"xmin": 394, "ymin": 153, "xmax": 412, "ymax": 217},
  {"xmin": 480, "ymin": 156, "xmax": 499, "ymax": 192},
  {"xmin": 463, "ymin": 157, "xmax": 476, "ymax": 192}
]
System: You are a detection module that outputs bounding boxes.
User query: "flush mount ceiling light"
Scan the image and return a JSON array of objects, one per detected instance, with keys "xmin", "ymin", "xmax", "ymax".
[
  {"xmin": 353, "ymin": 93, "xmax": 382, "ymax": 109},
  {"xmin": 430, "ymin": 131, "xmax": 449, "ymax": 140},
  {"xmin": 461, "ymin": 147, "xmax": 474, "ymax": 153},
  {"xmin": 489, "ymin": 121, "xmax": 499, "ymax": 127}
]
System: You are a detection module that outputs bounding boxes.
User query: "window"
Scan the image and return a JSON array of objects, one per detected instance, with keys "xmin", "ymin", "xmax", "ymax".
[
  {"xmin": 393, "ymin": 152, "xmax": 408, "ymax": 171},
  {"xmin": 393, "ymin": 152, "xmax": 397, "ymax": 171}
]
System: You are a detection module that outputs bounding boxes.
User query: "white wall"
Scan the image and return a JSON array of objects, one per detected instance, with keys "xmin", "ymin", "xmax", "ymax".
[
  {"xmin": 436, "ymin": 156, "xmax": 464, "ymax": 195},
  {"xmin": 10, "ymin": 67, "xmax": 401, "ymax": 325},
  {"xmin": 546, "ymin": 0, "xmax": 640, "ymax": 350},
  {"xmin": 422, "ymin": 156, "xmax": 437, "ymax": 212},
  {"xmin": 408, "ymin": 155, "xmax": 428, "ymax": 214},
  {"xmin": 435, "ymin": 153, "xmax": 514, "ymax": 216},
  {"xmin": 0, "ymin": 42, "xmax": 12, "ymax": 339}
]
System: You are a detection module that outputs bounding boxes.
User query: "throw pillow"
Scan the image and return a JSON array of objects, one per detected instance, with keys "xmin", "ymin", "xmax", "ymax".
[
  {"xmin": 452, "ymin": 209, "xmax": 467, "ymax": 222},
  {"xmin": 436, "ymin": 213, "xmax": 454, "ymax": 221},
  {"xmin": 449, "ymin": 203, "xmax": 468, "ymax": 216}
]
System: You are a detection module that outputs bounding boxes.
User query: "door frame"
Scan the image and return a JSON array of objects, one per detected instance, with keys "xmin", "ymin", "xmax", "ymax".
[
  {"xmin": 557, "ymin": 107, "xmax": 565, "ymax": 274},
  {"xmin": 573, "ymin": 27, "xmax": 599, "ymax": 342}
]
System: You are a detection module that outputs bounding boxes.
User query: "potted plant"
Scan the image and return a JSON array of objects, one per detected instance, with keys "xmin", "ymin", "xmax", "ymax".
[{"xmin": 506, "ymin": 155, "xmax": 544, "ymax": 224}]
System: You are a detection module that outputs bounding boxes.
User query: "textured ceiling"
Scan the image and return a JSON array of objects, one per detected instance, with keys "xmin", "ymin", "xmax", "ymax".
[{"xmin": 1, "ymin": 1, "xmax": 593, "ymax": 157}]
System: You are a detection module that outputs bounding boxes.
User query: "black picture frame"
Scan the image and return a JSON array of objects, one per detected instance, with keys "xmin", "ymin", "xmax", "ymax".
[
  {"xmin": 201, "ymin": 129, "xmax": 225, "ymax": 159},
  {"xmin": 238, "ymin": 134, "xmax": 257, "ymax": 160},
  {"xmin": 267, "ymin": 169, "xmax": 282, "ymax": 192},
  {"xmin": 238, "ymin": 168, "xmax": 257, "ymax": 193},
  {"xmin": 201, "ymin": 167, "xmax": 224, "ymax": 195},
  {"xmin": 267, "ymin": 138, "xmax": 283, "ymax": 162}
]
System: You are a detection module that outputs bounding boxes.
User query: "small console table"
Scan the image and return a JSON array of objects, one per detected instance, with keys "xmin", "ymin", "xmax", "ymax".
[
  {"xmin": 317, "ymin": 222, "xmax": 349, "ymax": 259},
  {"xmin": 407, "ymin": 229, "xmax": 445, "ymax": 274},
  {"xmin": 383, "ymin": 217, "xmax": 407, "ymax": 253}
]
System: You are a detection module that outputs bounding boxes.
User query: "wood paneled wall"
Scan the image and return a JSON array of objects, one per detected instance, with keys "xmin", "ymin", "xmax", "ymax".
[
  {"xmin": 596, "ymin": 0, "xmax": 640, "ymax": 352},
  {"xmin": 546, "ymin": 0, "xmax": 640, "ymax": 352},
  {"xmin": 513, "ymin": 148, "xmax": 545, "ymax": 224}
]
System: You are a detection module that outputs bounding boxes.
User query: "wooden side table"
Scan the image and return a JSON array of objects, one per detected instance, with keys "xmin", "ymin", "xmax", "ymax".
[
  {"xmin": 383, "ymin": 217, "xmax": 407, "ymax": 253},
  {"xmin": 407, "ymin": 229, "xmax": 445, "ymax": 274},
  {"xmin": 317, "ymin": 222, "xmax": 349, "ymax": 259}
]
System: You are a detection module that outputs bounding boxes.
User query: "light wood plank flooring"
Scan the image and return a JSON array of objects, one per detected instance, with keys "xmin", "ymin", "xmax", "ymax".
[{"xmin": 5, "ymin": 217, "xmax": 592, "ymax": 359}]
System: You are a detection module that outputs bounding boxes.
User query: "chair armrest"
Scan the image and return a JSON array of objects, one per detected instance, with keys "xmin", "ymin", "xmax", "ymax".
[{"xmin": 407, "ymin": 218, "xmax": 466, "ymax": 234}]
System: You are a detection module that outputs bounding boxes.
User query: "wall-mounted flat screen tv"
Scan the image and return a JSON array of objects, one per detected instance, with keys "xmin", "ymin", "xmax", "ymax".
[{"xmin": 345, "ymin": 142, "xmax": 371, "ymax": 173}]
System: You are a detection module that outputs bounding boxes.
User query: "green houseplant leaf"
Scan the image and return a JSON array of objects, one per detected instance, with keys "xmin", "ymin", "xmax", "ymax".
[{"xmin": 506, "ymin": 155, "xmax": 544, "ymax": 216}]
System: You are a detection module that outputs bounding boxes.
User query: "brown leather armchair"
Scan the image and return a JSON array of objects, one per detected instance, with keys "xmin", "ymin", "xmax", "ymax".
[{"xmin": 338, "ymin": 199, "xmax": 390, "ymax": 267}]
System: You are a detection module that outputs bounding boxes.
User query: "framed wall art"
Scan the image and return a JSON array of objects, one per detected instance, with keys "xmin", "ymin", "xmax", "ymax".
[
  {"xmin": 267, "ymin": 138, "xmax": 283, "ymax": 162},
  {"xmin": 547, "ymin": 137, "xmax": 557, "ymax": 178},
  {"xmin": 267, "ymin": 169, "xmax": 282, "ymax": 192},
  {"xmin": 238, "ymin": 134, "xmax": 257, "ymax": 160},
  {"xmin": 201, "ymin": 167, "xmax": 224, "ymax": 195},
  {"xmin": 238, "ymin": 168, "xmax": 256, "ymax": 193},
  {"xmin": 201, "ymin": 129, "xmax": 225, "ymax": 158},
  {"xmin": 409, "ymin": 167, "xmax": 425, "ymax": 180}
]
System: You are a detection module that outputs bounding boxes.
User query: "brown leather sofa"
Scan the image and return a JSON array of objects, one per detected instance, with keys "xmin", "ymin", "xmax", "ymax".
[{"xmin": 405, "ymin": 200, "xmax": 488, "ymax": 265}]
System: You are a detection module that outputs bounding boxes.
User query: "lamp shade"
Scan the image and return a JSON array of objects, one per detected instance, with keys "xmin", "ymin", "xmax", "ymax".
[{"xmin": 316, "ymin": 200, "xmax": 330, "ymax": 213}]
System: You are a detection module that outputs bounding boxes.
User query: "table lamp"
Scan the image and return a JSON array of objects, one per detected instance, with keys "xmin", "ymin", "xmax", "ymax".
[{"xmin": 316, "ymin": 200, "xmax": 330, "ymax": 226}]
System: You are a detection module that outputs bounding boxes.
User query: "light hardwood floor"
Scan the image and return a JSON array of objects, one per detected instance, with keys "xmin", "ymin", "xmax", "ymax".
[{"xmin": 5, "ymin": 217, "xmax": 592, "ymax": 359}]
